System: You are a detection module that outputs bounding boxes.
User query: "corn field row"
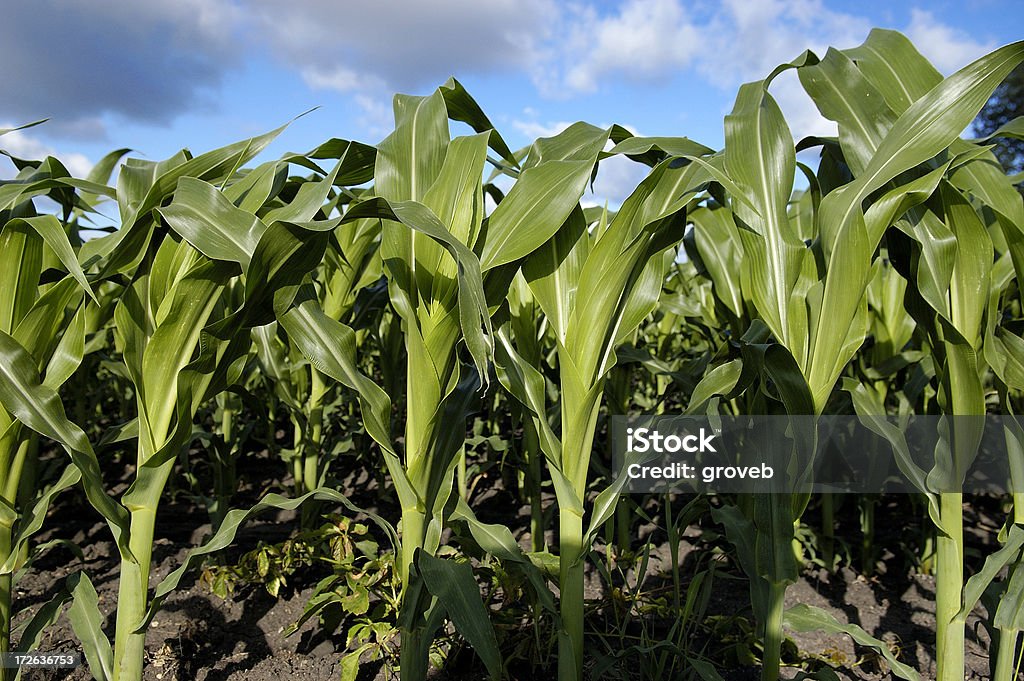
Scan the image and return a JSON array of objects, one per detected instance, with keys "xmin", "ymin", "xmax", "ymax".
[{"xmin": 2, "ymin": 29, "xmax": 1024, "ymax": 681}]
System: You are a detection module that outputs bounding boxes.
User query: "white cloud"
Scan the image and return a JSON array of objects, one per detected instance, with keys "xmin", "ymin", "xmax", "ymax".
[
  {"xmin": 706, "ymin": 0, "xmax": 869, "ymax": 80},
  {"xmin": 693, "ymin": 0, "xmax": 872, "ymax": 140},
  {"xmin": 586, "ymin": 153, "xmax": 651, "ymax": 208},
  {"xmin": 555, "ymin": 0, "xmax": 703, "ymax": 94},
  {"xmin": 768, "ymin": 70, "xmax": 838, "ymax": 141},
  {"xmin": 527, "ymin": 0, "xmax": 872, "ymax": 139},
  {"xmin": 525, "ymin": 0, "xmax": 1003, "ymax": 141},
  {"xmin": 504, "ymin": 115, "xmax": 648, "ymax": 207},
  {"xmin": 1, "ymin": 126, "xmax": 92, "ymax": 179},
  {"xmin": 248, "ymin": 0, "xmax": 557, "ymax": 94},
  {"xmin": 0, "ymin": 0, "xmax": 242, "ymax": 134},
  {"xmin": 303, "ymin": 66, "xmax": 388, "ymax": 94},
  {"xmin": 352, "ymin": 94, "xmax": 397, "ymax": 140},
  {"xmin": 904, "ymin": 8, "xmax": 996, "ymax": 74},
  {"xmin": 512, "ymin": 119, "xmax": 576, "ymax": 140},
  {"xmin": 1, "ymin": 0, "xmax": 1007, "ymax": 162}
]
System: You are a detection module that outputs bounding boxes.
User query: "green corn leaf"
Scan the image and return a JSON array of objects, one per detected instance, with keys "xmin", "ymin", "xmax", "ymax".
[
  {"xmin": 958, "ymin": 524, "xmax": 1024, "ymax": 619},
  {"xmin": 752, "ymin": 493, "xmax": 799, "ymax": 586},
  {"xmin": 0, "ymin": 463, "xmax": 81, "ymax": 574},
  {"xmin": 943, "ymin": 182, "xmax": 993, "ymax": 346},
  {"xmin": 0, "ymin": 330, "xmax": 131, "ymax": 557},
  {"xmin": 222, "ymin": 160, "xmax": 286, "ymax": 212},
  {"xmin": 521, "ymin": 206, "xmax": 590, "ymax": 344},
  {"xmin": 11, "ymin": 277, "xmax": 82, "ymax": 363},
  {"xmin": 86, "ymin": 148, "xmax": 131, "ymax": 186},
  {"xmin": 417, "ymin": 552, "xmax": 502, "ymax": 680},
  {"xmin": 293, "ymin": 138, "xmax": 377, "ymax": 185},
  {"xmin": 724, "ymin": 81, "xmax": 804, "ymax": 347},
  {"xmin": 863, "ymin": 162, "xmax": 950, "ymax": 244},
  {"xmin": 0, "ymin": 220, "xmax": 42, "ymax": 336},
  {"xmin": 605, "ymin": 133, "xmax": 713, "ymax": 160},
  {"xmin": 798, "ymin": 47, "xmax": 896, "ymax": 175},
  {"xmin": 138, "ymin": 259, "xmax": 227, "ymax": 446},
  {"xmin": 15, "ymin": 587, "xmax": 71, "ymax": 656},
  {"xmin": 686, "ymin": 360, "xmax": 743, "ymax": 414},
  {"xmin": 784, "ymin": 604, "xmax": 920, "ymax": 680},
  {"xmin": 843, "ymin": 29, "xmax": 941, "ymax": 114},
  {"xmin": 66, "ymin": 571, "xmax": 114, "ymax": 681},
  {"xmin": 711, "ymin": 504, "xmax": 767, "ymax": 621},
  {"xmin": 582, "ymin": 473, "xmax": 634, "ymax": 558},
  {"xmin": 279, "ymin": 290, "xmax": 416, "ymax": 511},
  {"xmin": 262, "ymin": 157, "xmax": 343, "ymax": 225},
  {"xmin": 564, "ymin": 161, "xmax": 695, "ymax": 384},
  {"xmin": 376, "ymin": 91, "xmax": 448, "ymax": 203},
  {"xmin": 0, "ymin": 119, "xmax": 47, "ymax": 138},
  {"xmin": 347, "ymin": 197, "xmax": 492, "ymax": 381},
  {"xmin": 843, "ymin": 377, "xmax": 938, "ymax": 521},
  {"xmin": 689, "ymin": 206, "xmax": 745, "ymax": 321},
  {"xmin": 493, "ymin": 327, "xmax": 562, "ymax": 463},
  {"xmin": 805, "ymin": 209, "xmax": 872, "ymax": 410},
  {"xmin": 449, "ymin": 498, "xmax": 557, "ymax": 613},
  {"xmin": 820, "ymin": 39, "xmax": 1024, "ymax": 254},
  {"xmin": 987, "ymin": 327, "xmax": 1024, "ymax": 390},
  {"xmin": 421, "ymin": 132, "xmax": 490, "ymax": 297},
  {"xmin": 973, "ymin": 116, "xmax": 1024, "ymax": 143},
  {"xmin": 42, "ymin": 303, "xmax": 86, "ymax": 390},
  {"xmin": 84, "ymin": 125, "xmax": 286, "ymax": 276},
  {"xmin": 118, "ymin": 125, "xmax": 286, "ymax": 229},
  {"xmin": 2, "ymin": 216, "xmax": 96, "ymax": 303},
  {"xmin": 481, "ymin": 123, "xmax": 608, "ymax": 270},
  {"xmin": 158, "ymin": 177, "xmax": 268, "ymax": 268},
  {"xmin": 439, "ymin": 77, "xmax": 517, "ymax": 167},
  {"xmin": 994, "ymin": 560, "xmax": 1024, "ymax": 631},
  {"xmin": 235, "ymin": 219, "xmax": 332, "ymax": 328}
]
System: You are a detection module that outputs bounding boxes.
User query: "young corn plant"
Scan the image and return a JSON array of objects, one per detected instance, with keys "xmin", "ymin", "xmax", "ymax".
[
  {"xmin": 252, "ymin": 202, "xmax": 381, "ymax": 525},
  {"xmin": 799, "ymin": 32, "xmax": 1024, "ymax": 681},
  {"xmin": 277, "ymin": 80, "xmax": 624, "ymax": 679},
  {"xmin": 0, "ymin": 158, "xmax": 102, "ymax": 677},
  {"xmin": 505, "ymin": 272, "xmax": 548, "ymax": 553},
  {"xmin": 787, "ymin": 29, "xmax": 1024, "ymax": 681},
  {"xmin": 37, "ymin": 131, "xmax": 350, "ymax": 681},
  {"xmin": 495, "ymin": 141, "xmax": 712, "ymax": 681},
  {"xmin": 982, "ymin": 262, "xmax": 1024, "ymax": 681},
  {"xmin": 683, "ymin": 30, "xmax": 1024, "ymax": 680}
]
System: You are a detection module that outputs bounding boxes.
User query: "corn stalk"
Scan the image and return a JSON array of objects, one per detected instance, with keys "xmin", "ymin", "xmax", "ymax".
[{"xmin": 496, "ymin": 137, "xmax": 711, "ymax": 680}]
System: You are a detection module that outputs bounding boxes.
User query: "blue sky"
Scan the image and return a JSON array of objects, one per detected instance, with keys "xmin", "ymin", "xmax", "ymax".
[{"xmin": 2, "ymin": 0, "xmax": 1022, "ymax": 204}]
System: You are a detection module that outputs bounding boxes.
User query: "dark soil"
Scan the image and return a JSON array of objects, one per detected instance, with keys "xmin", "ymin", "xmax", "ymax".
[{"xmin": 12, "ymin": 452, "xmax": 1006, "ymax": 681}]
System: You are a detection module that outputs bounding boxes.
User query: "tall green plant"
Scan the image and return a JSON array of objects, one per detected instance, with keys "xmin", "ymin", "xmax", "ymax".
[
  {"xmin": 0, "ymin": 134, "xmax": 134, "ymax": 679},
  {"xmin": 279, "ymin": 81, "xmax": 616, "ymax": 679},
  {"xmin": 51, "ymin": 132, "xmax": 342, "ymax": 681},
  {"xmin": 0, "ymin": 215, "xmax": 96, "ymax": 679},
  {"xmin": 803, "ymin": 32, "xmax": 1024, "ymax": 681},
  {"xmin": 496, "ymin": 141, "xmax": 711, "ymax": 680},
  {"xmin": 689, "ymin": 30, "xmax": 1024, "ymax": 681}
]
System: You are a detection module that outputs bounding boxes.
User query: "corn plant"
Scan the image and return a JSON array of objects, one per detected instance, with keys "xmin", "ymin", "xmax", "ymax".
[
  {"xmin": 279, "ymin": 80, "xmax": 631, "ymax": 680},
  {"xmin": 0, "ymin": 152, "xmax": 104, "ymax": 678},
  {"xmin": 495, "ymin": 138, "xmax": 712, "ymax": 681},
  {"xmin": 808, "ymin": 31, "xmax": 1024, "ymax": 681},
  {"xmin": 799, "ymin": 33, "xmax": 1023, "ymax": 681},
  {"xmin": 252, "ymin": 197, "xmax": 381, "ymax": 525},
  {"xmin": 680, "ymin": 30, "xmax": 1024, "ymax": 681},
  {"xmin": 25, "ymin": 130, "xmax": 352, "ymax": 680}
]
